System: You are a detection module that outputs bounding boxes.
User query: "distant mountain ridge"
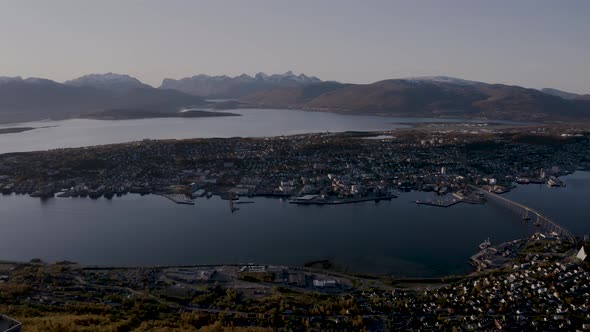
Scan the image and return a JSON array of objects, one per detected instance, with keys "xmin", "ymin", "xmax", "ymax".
[
  {"xmin": 160, "ymin": 71, "xmax": 323, "ymax": 98},
  {"xmin": 403, "ymin": 76, "xmax": 483, "ymax": 86},
  {"xmin": 64, "ymin": 73, "xmax": 153, "ymax": 91},
  {"xmin": 541, "ymin": 87, "xmax": 590, "ymax": 101},
  {"xmin": 1, "ymin": 72, "xmax": 590, "ymax": 123},
  {"xmin": 243, "ymin": 77, "xmax": 590, "ymax": 122},
  {"xmin": 0, "ymin": 76, "xmax": 23, "ymax": 85},
  {"xmin": 0, "ymin": 74, "xmax": 205, "ymax": 123}
]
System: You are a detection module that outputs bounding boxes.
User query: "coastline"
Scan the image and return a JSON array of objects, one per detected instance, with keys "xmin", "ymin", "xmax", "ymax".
[
  {"xmin": 0, "ymin": 125, "xmax": 56, "ymax": 135},
  {"xmin": 79, "ymin": 109, "xmax": 241, "ymax": 120}
]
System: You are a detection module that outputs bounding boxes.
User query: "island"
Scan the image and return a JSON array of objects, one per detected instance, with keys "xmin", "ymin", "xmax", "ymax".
[
  {"xmin": 0, "ymin": 127, "xmax": 36, "ymax": 135},
  {"xmin": 0, "ymin": 123, "xmax": 588, "ymax": 200},
  {"xmin": 80, "ymin": 109, "xmax": 241, "ymax": 120}
]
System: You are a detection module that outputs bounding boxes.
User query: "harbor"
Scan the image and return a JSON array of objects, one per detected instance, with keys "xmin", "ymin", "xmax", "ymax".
[
  {"xmin": 413, "ymin": 191, "xmax": 487, "ymax": 208},
  {"xmin": 0, "ymin": 186, "xmax": 563, "ymax": 278},
  {"xmin": 289, "ymin": 194, "xmax": 397, "ymax": 205},
  {"xmin": 469, "ymin": 238, "xmax": 528, "ymax": 271}
]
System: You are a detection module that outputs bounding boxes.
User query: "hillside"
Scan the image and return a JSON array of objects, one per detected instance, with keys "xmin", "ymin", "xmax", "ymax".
[
  {"xmin": 0, "ymin": 77, "xmax": 205, "ymax": 123},
  {"xmin": 2, "ymin": 73, "xmax": 589, "ymax": 123},
  {"xmin": 541, "ymin": 88, "xmax": 581, "ymax": 100},
  {"xmin": 64, "ymin": 73, "xmax": 153, "ymax": 91},
  {"xmin": 243, "ymin": 78, "xmax": 590, "ymax": 121}
]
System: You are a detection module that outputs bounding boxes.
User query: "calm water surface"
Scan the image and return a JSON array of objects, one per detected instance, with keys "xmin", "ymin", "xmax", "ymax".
[
  {"xmin": 8, "ymin": 173, "xmax": 589, "ymax": 278},
  {"xmin": 503, "ymin": 171, "xmax": 590, "ymax": 235},
  {"xmin": 0, "ymin": 109, "xmax": 518, "ymax": 154}
]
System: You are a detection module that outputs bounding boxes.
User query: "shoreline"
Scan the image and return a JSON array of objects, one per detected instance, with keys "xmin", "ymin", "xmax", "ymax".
[
  {"xmin": 0, "ymin": 259, "xmax": 487, "ymax": 282},
  {"xmin": 79, "ymin": 109, "xmax": 241, "ymax": 120},
  {"xmin": 0, "ymin": 125, "xmax": 56, "ymax": 135},
  {"xmin": 0, "ymin": 234, "xmax": 568, "ymax": 283}
]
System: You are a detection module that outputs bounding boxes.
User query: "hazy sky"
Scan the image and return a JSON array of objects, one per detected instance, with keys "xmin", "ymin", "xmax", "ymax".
[{"xmin": 1, "ymin": 0, "xmax": 589, "ymax": 93}]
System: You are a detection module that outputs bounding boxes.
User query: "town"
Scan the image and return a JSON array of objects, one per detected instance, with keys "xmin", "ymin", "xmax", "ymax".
[
  {"xmin": 1, "ymin": 125, "xmax": 590, "ymax": 330},
  {"xmin": 1, "ymin": 234, "xmax": 589, "ymax": 330},
  {"xmin": 0, "ymin": 124, "xmax": 589, "ymax": 204}
]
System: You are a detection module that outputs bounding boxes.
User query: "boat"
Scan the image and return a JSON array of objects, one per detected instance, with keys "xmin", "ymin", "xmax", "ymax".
[
  {"xmin": 88, "ymin": 186, "xmax": 105, "ymax": 199},
  {"xmin": 522, "ymin": 210, "xmax": 531, "ymax": 221},
  {"xmin": 1, "ymin": 183, "xmax": 14, "ymax": 195},
  {"xmin": 56, "ymin": 191, "xmax": 72, "ymax": 198},
  {"xmin": 547, "ymin": 177, "xmax": 565, "ymax": 187},
  {"xmin": 104, "ymin": 188, "xmax": 115, "ymax": 199},
  {"xmin": 479, "ymin": 238, "xmax": 491, "ymax": 250},
  {"xmin": 30, "ymin": 186, "xmax": 55, "ymax": 198},
  {"xmin": 163, "ymin": 194, "xmax": 195, "ymax": 205},
  {"xmin": 229, "ymin": 199, "xmax": 239, "ymax": 213}
]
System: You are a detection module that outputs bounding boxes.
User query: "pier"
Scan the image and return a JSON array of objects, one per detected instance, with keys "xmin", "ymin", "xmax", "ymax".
[
  {"xmin": 289, "ymin": 195, "xmax": 397, "ymax": 205},
  {"xmin": 162, "ymin": 194, "xmax": 195, "ymax": 205},
  {"xmin": 414, "ymin": 197, "xmax": 461, "ymax": 208}
]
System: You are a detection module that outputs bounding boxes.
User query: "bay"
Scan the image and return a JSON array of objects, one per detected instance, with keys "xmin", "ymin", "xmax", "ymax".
[
  {"xmin": 2, "ymin": 173, "xmax": 586, "ymax": 277},
  {"xmin": 0, "ymin": 108, "xmax": 519, "ymax": 154}
]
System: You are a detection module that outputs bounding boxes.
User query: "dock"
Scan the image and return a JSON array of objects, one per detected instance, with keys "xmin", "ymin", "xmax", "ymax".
[
  {"xmin": 235, "ymin": 201, "xmax": 255, "ymax": 205},
  {"xmin": 289, "ymin": 195, "xmax": 397, "ymax": 205},
  {"xmin": 162, "ymin": 194, "xmax": 195, "ymax": 205},
  {"xmin": 414, "ymin": 198, "xmax": 461, "ymax": 208},
  {"xmin": 452, "ymin": 192, "xmax": 486, "ymax": 204}
]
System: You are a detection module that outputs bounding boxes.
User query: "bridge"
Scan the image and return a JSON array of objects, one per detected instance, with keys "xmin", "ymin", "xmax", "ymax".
[{"xmin": 470, "ymin": 185, "xmax": 576, "ymax": 244}]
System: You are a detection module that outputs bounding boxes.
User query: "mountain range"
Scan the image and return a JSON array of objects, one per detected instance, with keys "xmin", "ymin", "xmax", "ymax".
[
  {"xmin": 540, "ymin": 87, "xmax": 590, "ymax": 101},
  {"xmin": 0, "ymin": 73, "xmax": 589, "ymax": 123},
  {"xmin": 160, "ymin": 71, "xmax": 322, "ymax": 98},
  {"xmin": 64, "ymin": 73, "xmax": 153, "ymax": 91},
  {"xmin": 0, "ymin": 74, "xmax": 205, "ymax": 123},
  {"xmin": 243, "ymin": 76, "xmax": 590, "ymax": 122}
]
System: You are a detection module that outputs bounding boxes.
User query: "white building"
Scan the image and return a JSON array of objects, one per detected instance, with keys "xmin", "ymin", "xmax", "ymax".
[{"xmin": 577, "ymin": 246, "xmax": 587, "ymax": 261}]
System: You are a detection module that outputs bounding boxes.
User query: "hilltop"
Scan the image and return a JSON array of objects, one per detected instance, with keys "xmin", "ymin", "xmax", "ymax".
[
  {"xmin": 2, "ymin": 72, "xmax": 590, "ymax": 123},
  {"xmin": 0, "ymin": 74, "xmax": 206, "ymax": 123},
  {"xmin": 160, "ymin": 71, "xmax": 322, "ymax": 99},
  {"xmin": 242, "ymin": 77, "xmax": 590, "ymax": 122}
]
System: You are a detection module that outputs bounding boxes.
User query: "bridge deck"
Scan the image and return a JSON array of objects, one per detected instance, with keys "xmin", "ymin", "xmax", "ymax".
[{"xmin": 470, "ymin": 185, "xmax": 576, "ymax": 244}]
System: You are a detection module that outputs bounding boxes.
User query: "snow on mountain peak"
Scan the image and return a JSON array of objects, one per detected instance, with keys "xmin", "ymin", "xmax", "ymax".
[
  {"xmin": 403, "ymin": 76, "xmax": 480, "ymax": 85},
  {"xmin": 0, "ymin": 76, "xmax": 23, "ymax": 85},
  {"xmin": 65, "ymin": 73, "xmax": 151, "ymax": 90}
]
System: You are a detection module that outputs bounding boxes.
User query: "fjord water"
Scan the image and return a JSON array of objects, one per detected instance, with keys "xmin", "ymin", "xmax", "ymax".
[
  {"xmin": 2, "ymin": 172, "xmax": 588, "ymax": 277},
  {"xmin": 0, "ymin": 108, "xmax": 518, "ymax": 154},
  {"xmin": 502, "ymin": 171, "xmax": 590, "ymax": 235},
  {"xmin": 0, "ymin": 191, "xmax": 520, "ymax": 277}
]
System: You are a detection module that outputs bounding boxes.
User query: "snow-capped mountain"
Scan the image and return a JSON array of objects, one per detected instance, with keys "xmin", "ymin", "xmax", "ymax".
[
  {"xmin": 0, "ymin": 74, "xmax": 204, "ymax": 123},
  {"xmin": 260, "ymin": 71, "xmax": 321, "ymax": 84},
  {"xmin": 0, "ymin": 76, "xmax": 23, "ymax": 85},
  {"xmin": 0, "ymin": 76, "xmax": 62, "ymax": 87},
  {"xmin": 65, "ymin": 73, "xmax": 152, "ymax": 91},
  {"xmin": 160, "ymin": 71, "xmax": 322, "ymax": 98},
  {"xmin": 403, "ymin": 76, "xmax": 482, "ymax": 86}
]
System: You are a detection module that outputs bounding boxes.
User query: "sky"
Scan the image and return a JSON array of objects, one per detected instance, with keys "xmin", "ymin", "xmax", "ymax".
[{"xmin": 0, "ymin": 0, "xmax": 589, "ymax": 93}]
